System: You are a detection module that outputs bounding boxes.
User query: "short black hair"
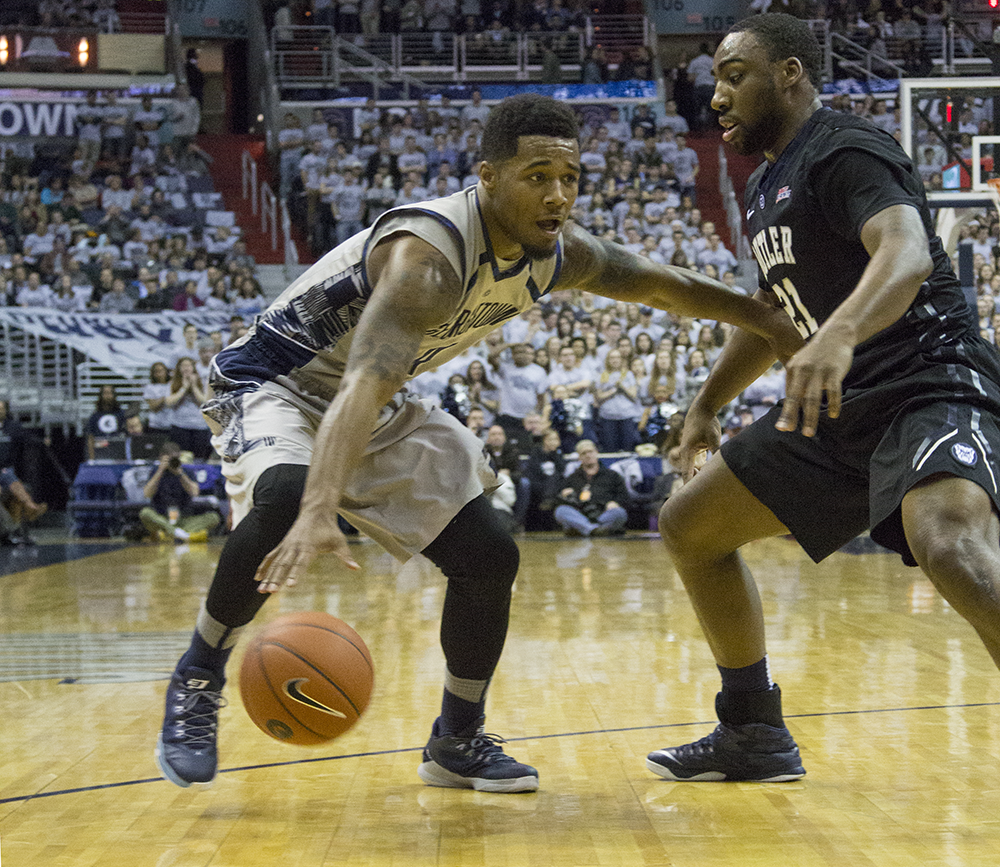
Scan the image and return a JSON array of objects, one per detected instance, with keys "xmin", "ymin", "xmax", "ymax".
[
  {"xmin": 728, "ymin": 13, "xmax": 822, "ymax": 89},
  {"xmin": 480, "ymin": 94, "xmax": 579, "ymax": 165}
]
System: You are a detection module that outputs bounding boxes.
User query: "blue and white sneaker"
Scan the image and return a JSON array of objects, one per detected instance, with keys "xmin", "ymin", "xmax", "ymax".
[
  {"xmin": 418, "ymin": 716, "xmax": 539, "ymax": 793},
  {"xmin": 156, "ymin": 665, "xmax": 227, "ymax": 787}
]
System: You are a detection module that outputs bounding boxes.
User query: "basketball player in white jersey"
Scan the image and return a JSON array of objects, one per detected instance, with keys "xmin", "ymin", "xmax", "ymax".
[{"xmin": 156, "ymin": 94, "xmax": 802, "ymax": 793}]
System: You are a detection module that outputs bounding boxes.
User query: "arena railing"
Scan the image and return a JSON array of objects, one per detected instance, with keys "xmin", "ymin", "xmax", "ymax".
[{"xmin": 272, "ymin": 16, "xmax": 650, "ymax": 87}]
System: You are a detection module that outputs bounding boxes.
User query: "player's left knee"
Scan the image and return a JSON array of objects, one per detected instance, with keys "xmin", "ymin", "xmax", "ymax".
[
  {"xmin": 457, "ymin": 528, "xmax": 520, "ymax": 599},
  {"xmin": 910, "ymin": 528, "xmax": 998, "ymax": 608}
]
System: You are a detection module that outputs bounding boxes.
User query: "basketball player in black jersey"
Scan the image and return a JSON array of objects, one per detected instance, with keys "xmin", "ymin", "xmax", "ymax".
[{"xmin": 647, "ymin": 14, "xmax": 1000, "ymax": 782}]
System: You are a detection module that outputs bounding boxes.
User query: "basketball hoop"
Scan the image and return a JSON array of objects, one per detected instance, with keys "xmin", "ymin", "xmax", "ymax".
[{"xmin": 987, "ymin": 177, "xmax": 1000, "ymax": 223}]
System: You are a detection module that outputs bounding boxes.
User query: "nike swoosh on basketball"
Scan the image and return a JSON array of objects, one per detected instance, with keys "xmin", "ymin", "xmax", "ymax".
[{"xmin": 283, "ymin": 678, "xmax": 347, "ymax": 717}]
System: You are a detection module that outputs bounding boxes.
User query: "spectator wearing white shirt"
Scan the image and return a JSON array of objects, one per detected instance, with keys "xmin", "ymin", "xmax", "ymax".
[
  {"xmin": 171, "ymin": 83, "xmax": 201, "ymax": 149},
  {"xmin": 100, "ymin": 174, "xmax": 134, "ymax": 212},
  {"xmin": 278, "ymin": 113, "xmax": 305, "ymax": 201},
  {"xmin": 306, "ymin": 107, "xmax": 329, "ymax": 144},
  {"xmin": 460, "ymin": 90, "xmax": 491, "ymax": 127},
  {"xmin": 355, "ymin": 97, "xmax": 381, "ymax": 135},
  {"xmin": 488, "ymin": 341, "xmax": 550, "ymax": 446},
  {"xmin": 133, "ymin": 95, "xmax": 165, "ymax": 148},
  {"xmin": 971, "ymin": 224, "xmax": 996, "ymax": 264},
  {"xmin": 671, "ymin": 133, "xmax": 699, "ymax": 200},
  {"xmin": 603, "ymin": 106, "xmax": 631, "ymax": 141},
  {"xmin": 697, "ymin": 233, "xmax": 738, "ymax": 273},
  {"xmin": 429, "ymin": 162, "xmax": 462, "ymax": 195},
  {"xmin": 397, "ymin": 135, "xmax": 429, "ymax": 180},
  {"xmin": 660, "ymin": 99, "xmax": 689, "ymax": 135},
  {"xmin": 22, "ymin": 222, "xmax": 55, "ymax": 259},
  {"xmin": 76, "ymin": 91, "xmax": 104, "ymax": 170},
  {"xmin": 686, "ymin": 43, "xmax": 716, "ymax": 130},
  {"xmin": 130, "ymin": 134, "xmax": 158, "ymax": 177},
  {"xmin": 628, "ymin": 305, "xmax": 667, "ymax": 345},
  {"xmin": 395, "ymin": 175, "xmax": 428, "ymax": 206},
  {"xmin": 546, "ymin": 344, "xmax": 597, "ymax": 442},
  {"xmin": 332, "ymin": 168, "xmax": 367, "ymax": 245},
  {"xmin": 101, "ymin": 91, "xmax": 131, "ymax": 163},
  {"xmin": 16, "ymin": 273, "xmax": 54, "ymax": 308}
]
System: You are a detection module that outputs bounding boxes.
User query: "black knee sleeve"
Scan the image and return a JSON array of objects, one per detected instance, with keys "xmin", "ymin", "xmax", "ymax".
[
  {"xmin": 204, "ymin": 464, "xmax": 309, "ymax": 628},
  {"xmin": 423, "ymin": 495, "xmax": 520, "ymax": 680}
]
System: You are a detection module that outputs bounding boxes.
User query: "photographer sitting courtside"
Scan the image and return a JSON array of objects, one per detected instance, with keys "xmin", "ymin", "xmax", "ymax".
[
  {"xmin": 139, "ymin": 442, "xmax": 220, "ymax": 543},
  {"xmin": 554, "ymin": 439, "xmax": 630, "ymax": 537}
]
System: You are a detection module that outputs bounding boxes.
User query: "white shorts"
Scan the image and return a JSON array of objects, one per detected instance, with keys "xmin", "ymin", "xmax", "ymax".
[{"xmin": 206, "ymin": 383, "xmax": 498, "ymax": 561}]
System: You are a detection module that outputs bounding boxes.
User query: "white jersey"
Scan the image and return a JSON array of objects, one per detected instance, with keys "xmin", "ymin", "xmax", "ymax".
[{"xmin": 207, "ymin": 186, "xmax": 563, "ymax": 415}]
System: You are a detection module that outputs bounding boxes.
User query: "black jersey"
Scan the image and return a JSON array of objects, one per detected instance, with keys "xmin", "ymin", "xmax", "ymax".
[{"xmin": 745, "ymin": 107, "xmax": 975, "ymax": 391}]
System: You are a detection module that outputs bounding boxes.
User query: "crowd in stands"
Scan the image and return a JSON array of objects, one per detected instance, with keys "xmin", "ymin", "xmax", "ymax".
[
  {"xmin": 271, "ymin": 0, "xmax": 610, "ymax": 39},
  {"xmin": 0, "ymin": 86, "xmax": 265, "ymax": 317},
  {"xmin": 2, "ymin": 70, "xmax": 999, "ymax": 536},
  {"xmin": 1, "ymin": 0, "xmax": 122, "ymax": 31}
]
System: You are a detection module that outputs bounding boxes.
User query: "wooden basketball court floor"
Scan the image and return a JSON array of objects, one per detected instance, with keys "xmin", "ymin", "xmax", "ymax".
[{"xmin": 2, "ymin": 529, "xmax": 999, "ymax": 867}]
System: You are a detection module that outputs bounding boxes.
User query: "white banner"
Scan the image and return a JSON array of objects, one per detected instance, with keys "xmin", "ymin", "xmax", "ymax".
[{"xmin": 0, "ymin": 309, "xmax": 237, "ymax": 374}]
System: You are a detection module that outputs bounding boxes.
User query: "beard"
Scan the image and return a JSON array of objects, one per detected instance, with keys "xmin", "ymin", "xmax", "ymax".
[
  {"xmin": 728, "ymin": 79, "xmax": 781, "ymax": 156},
  {"xmin": 491, "ymin": 206, "xmax": 561, "ymax": 261},
  {"xmin": 521, "ymin": 238, "xmax": 560, "ymax": 261}
]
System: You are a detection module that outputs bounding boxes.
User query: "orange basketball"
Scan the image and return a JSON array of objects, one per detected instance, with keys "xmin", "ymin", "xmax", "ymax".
[{"xmin": 239, "ymin": 611, "xmax": 374, "ymax": 745}]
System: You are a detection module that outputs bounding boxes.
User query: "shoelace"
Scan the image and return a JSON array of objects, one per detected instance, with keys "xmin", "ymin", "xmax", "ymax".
[
  {"xmin": 465, "ymin": 731, "xmax": 516, "ymax": 765},
  {"xmin": 173, "ymin": 688, "xmax": 228, "ymax": 748},
  {"xmin": 670, "ymin": 726, "xmax": 731, "ymax": 760}
]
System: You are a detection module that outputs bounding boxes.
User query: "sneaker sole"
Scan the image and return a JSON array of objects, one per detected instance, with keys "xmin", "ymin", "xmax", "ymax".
[
  {"xmin": 155, "ymin": 734, "xmax": 217, "ymax": 789},
  {"xmin": 418, "ymin": 759, "xmax": 539, "ymax": 793},
  {"xmin": 645, "ymin": 757, "xmax": 805, "ymax": 782}
]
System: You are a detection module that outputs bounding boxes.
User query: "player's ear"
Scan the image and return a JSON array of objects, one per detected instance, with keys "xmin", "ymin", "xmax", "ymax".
[
  {"xmin": 781, "ymin": 56, "xmax": 806, "ymax": 90},
  {"xmin": 479, "ymin": 160, "xmax": 497, "ymax": 191}
]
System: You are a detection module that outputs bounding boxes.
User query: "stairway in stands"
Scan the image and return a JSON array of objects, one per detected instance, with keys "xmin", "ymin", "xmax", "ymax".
[
  {"xmin": 687, "ymin": 132, "xmax": 762, "ymax": 243},
  {"xmin": 196, "ymin": 134, "xmax": 310, "ymax": 266}
]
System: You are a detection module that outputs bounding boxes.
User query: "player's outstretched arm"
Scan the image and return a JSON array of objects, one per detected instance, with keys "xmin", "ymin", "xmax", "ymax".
[
  {"xmin": 558, "ymin": 223, "xmax": 803, "ymax": 362},
  {"xmin": 776, "ymin": 203, "xmax": 932, "ymax": 437},
  {"xmin": 255, "ymin": 234, "xmax": 465, "ymax": 593}
]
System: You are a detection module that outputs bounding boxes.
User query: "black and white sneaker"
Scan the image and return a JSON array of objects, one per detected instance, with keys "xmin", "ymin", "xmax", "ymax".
[
  {"xmin": 418, "ymin": 716, "xmax": 539, "ymax": 793},
  {"xmin": 156, "ymin": 666, "xmax": 227, "ymax": 787},
  {"xmin": 646, "ymin": 721, "xmax": 805, "ymax": 781}
]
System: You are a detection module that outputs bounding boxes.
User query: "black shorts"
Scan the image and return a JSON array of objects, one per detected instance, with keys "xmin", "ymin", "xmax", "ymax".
[{"xmin": 721, "ymin": 336, "xmax": 1000, "ymax": 566}]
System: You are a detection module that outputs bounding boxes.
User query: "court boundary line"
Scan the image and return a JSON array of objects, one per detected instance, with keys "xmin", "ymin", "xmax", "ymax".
[{"xmin": 3, "ymin": 700, "xmax": 999, "ymax": 805}]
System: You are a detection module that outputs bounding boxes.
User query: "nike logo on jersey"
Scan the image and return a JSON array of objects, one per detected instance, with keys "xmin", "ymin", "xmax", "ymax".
[
  {"xmin": 746, "ymin": 209, "xmax": 755, "ymax": 219},
  {"xmin": 283, "ymin": 678, "xmax": 347, "ymax": 717}
]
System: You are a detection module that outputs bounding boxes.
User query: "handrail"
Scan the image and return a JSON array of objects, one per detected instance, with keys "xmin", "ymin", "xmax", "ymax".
[
  {"xmin": 829, "ymin": 30, "xmax": 907, "ymax": 80},
  {"xmin": 241, "ymin": 149, "xmax": 258, "ymax": 216},
  {"xmin": 261, "ymin": 181, "xmax": 278, "ymax": 252}
]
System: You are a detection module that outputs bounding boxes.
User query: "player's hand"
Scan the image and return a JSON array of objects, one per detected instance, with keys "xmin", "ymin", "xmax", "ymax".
[
  {"xmin": 677, "ymin": 403, "xmax": 721, "ymax": 481},
  {"xmin": 776, "ymin": 326, "xmax": 854, "ymax": 437},
  {"xmin": 255, "ymin": 509, "xmax": 359, "ymax": 594}
]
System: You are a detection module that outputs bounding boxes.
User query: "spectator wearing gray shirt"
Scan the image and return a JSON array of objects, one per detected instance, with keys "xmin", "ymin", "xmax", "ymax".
[
  {"xmin": 362, "ymin": 170, "xmax": 395, "ymax": 226},
  {"xmin": 100, "ymin": 174, "xmax": 134, "ymax": 213},
  {"xmin": 101, "ymin": 91, "xmax": 131, "ymax": 163},
  {"xmin": 332, "ymin": 168, "xmax": 367, "ymax": 245},
  {"xmin": 98, "ymin": 277, "xmax": 136, "ymax": 313},
  {"xmin": 670, "ymin": 133, "xmax": 699, "ymax": 201},
  {"xmin": 76, "ymin": 91, "xmax": 104, "ymax": 170}
]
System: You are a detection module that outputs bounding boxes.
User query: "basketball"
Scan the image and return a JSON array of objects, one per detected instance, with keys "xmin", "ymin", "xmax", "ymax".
[{"xmin": 239, "ymin": 611, "xmax": 374, "ymax": 745}]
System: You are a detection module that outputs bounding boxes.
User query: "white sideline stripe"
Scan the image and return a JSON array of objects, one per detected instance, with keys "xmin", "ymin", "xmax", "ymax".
[{"xmin": 915, "ymin": 428, "xmax": 958, "ymax": 473}]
